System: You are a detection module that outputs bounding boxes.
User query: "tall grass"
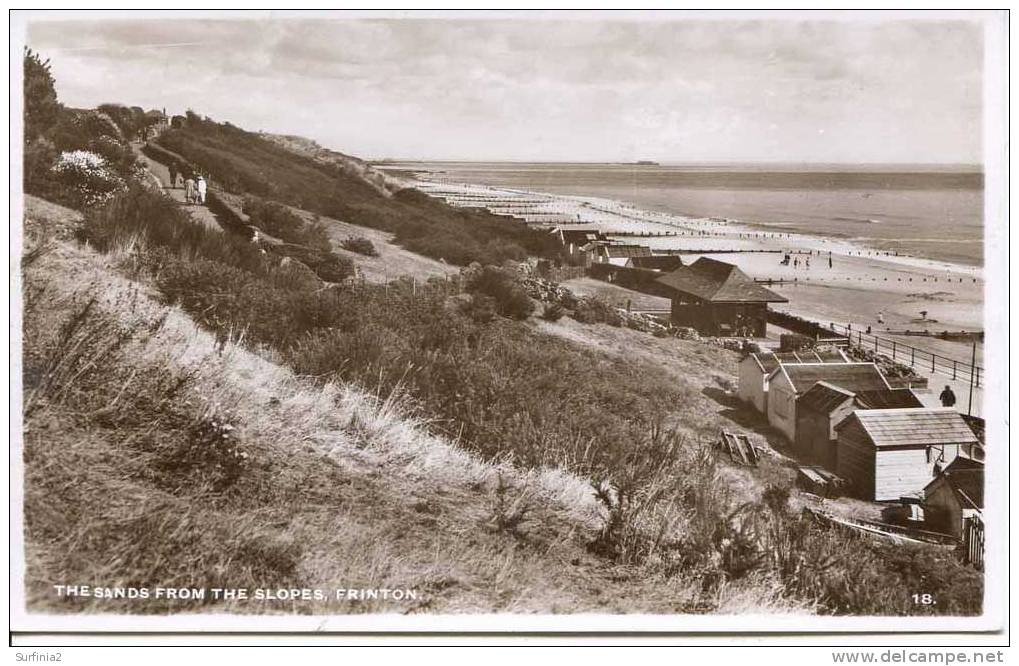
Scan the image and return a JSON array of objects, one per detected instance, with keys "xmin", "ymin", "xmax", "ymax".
[{"xmin": 56, "ymin": 183, "xmax": 984, "ymax": 616}]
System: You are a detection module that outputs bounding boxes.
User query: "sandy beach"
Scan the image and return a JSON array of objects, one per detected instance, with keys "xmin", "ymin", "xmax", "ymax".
[{"xmin": 410, "ymin": 178, "xmax": 986, "ymax": 414}]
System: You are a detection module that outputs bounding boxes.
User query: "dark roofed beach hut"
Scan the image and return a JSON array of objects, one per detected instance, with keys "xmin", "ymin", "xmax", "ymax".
[
  {"xmin": 766, "ymin": 362, "xmax": 890, "ymax": 442},
  {"xmin": 654, "ymin": 258, "xmax": 787, "ymax": 337},
  {"xmin": 794, "ymin": 383, "xmax": 923, "ymax": 470}
]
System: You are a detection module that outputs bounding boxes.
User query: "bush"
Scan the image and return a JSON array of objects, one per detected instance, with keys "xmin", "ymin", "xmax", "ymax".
[
  {"xmin": 464, "ymin": 293, "xmax": 497, "ymax": 324},
  {"xmin": 466, "ymin": 266, "xmax": 534, "ymax": 320},
  {"xmin": 50, "ymin": 150, "xmax": 126, "ymax": 207},
  {"xmin": 341, "ymin": 236, "xmax": 378, "ymax": 257},
  {"xmin": 24, "ymin": 48, "xmax": 59, "ymax": 141},
  {"xmin": 157, "ymin": 412, "xmax": 249, "ymax": 491},
  {"xmin": 540, "ymin": 302, "xmax": 565, "ymax": 322},
  {"xmin": 243, "ymin": 196, "xmax": 330, "ymax": 251},
  {"xmin": 572, "ymin": 297, "xmax": 623, "ymax": 327}
]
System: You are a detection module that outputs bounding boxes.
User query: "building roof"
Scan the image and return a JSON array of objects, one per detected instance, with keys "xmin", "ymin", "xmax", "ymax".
[
  {"xmin": 925, "ymin": 456, "xmax": 984, "ymax": 509},
  {"xmin": 600, "ymin": 244, "xmax": 652, "ymax": 258},
  {"xmin": 654, "ymin": 257, "xmax": 788, "ymax": 303},
  {"xmin": 854, "ymin": 388, "xmax": 924, "ymax": 410},
  {"xmin": 837, "ymin": 408, "xmax": 980, "ymax": 448},
  {"xmin": 775, "ymin": 362, "xmax": 890, "ymax": 394},
  {"xmin": 797, "ymin": 381, "xmax": 856, "ymax": 413},
  {"xmin": 626, "ymin": 255, "xmax": 685, "ymax": 272},
  {"xmin": 745, "ymin": 349, "xmax": 848, "ymax": 374},
  {"xmin": 555, "ymin": 227, "xmax": 606, "ymax": 245}
]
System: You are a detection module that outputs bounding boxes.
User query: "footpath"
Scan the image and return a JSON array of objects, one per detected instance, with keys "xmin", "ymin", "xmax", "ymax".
[{"xmin": 132, "ymin": 142, "xmax": 222, "ymax": 232}]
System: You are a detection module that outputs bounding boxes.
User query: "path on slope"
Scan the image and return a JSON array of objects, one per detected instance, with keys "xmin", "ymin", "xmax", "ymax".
[{"xmin": 132, "ymin": 143, "xmax": 222, "ymax": 232}]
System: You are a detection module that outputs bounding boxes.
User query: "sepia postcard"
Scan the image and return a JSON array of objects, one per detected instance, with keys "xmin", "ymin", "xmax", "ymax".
[{"xmin": 8, "ymin": 9, "xmax": 1009, "ymax": 639}]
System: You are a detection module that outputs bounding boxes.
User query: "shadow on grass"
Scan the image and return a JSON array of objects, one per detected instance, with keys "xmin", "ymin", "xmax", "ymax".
[{"xmin": 700, "ymin": 386, "xmax": 795, "ymax": 455}]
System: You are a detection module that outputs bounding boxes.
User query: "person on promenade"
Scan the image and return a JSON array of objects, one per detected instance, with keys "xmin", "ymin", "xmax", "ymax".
[
  {"xmin": 184, "ymin": 176, "xmax": 196, "ymax": 204},
  {"xmin": 196, "ymin": 175, "xmax": 207, "ymax": 205},
  {"xmin": 940, "ymin": 385, "xmax": 957, "ymax": 408},
  {"xmin": 168, "ymin": 165, "xmax": 178, "ymax": 190},
  {"xmin": 828, "ymin": 253, "xmax": 833, "ymax": 269}
]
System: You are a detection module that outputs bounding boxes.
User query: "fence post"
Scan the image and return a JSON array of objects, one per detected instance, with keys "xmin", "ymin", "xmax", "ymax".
[
  {"xmin": 910, "ymin": 347, "xmax": 915, "ymax": 367},
  {"xmin": 952, "ymin": 360, "xmax": 957, "ymax": 379},
  {"xmin": 931, "ymin": 354, "xmax": 935, "ymax": 373},
  {"xmin": 892, "ymin": 341, "xmax": 896, "ymax": 361}
]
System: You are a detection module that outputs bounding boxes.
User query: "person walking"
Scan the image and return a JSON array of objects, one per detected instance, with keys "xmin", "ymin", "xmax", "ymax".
[
  {"xmin": 828, "ymin": 253, "xmax": 833, "ymax": 269},
  {"xmin": 196, "ymin": 175, "xmax": 207, "ymax": 205},
  {"xmin": 168, "ymin": 165, "xmax": 178, "ymax": 190},
  {"xmin": 184, "ymin": 176, "xmax": 196, "ymax": 204},
  {"xmin": 939, "ymin": 385, "xmax": 957, "ymax": 408}
]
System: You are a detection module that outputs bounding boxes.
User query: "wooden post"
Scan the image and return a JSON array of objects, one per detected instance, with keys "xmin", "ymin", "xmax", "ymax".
[
  {"xmin": 911, "ymin": 347, "xmax": 915, "ymax": 367},
  {"xmin": 952, "ymin": 360, "xmax": 957, "ymax": 380},
  {"xmin": 892, "ymin": 341, "xmax": 896, "ymax": 360}
]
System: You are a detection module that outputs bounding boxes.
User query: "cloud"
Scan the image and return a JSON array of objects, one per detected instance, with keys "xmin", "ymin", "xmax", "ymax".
[{"xmin": 26, "ymin": 16, "xmax": 983, "ymax": 163}]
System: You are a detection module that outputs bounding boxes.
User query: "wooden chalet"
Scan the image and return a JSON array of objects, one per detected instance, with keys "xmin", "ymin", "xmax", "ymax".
[
  {"xmin": 593, "ymin": 243, "xmax": 652, "ymax": 266},
  {"xmin": 624, "ymin": 254, "xmax": 685, "ymax": 272},
  {"xmin": 835, "ymin": 408, "xmax": 980, "ymax": 501},
  {"xmin": 654, "ymin": 258, "xmax": 787, "ymax": 337},
  {"xmin": 550, "ymin": 226, "xmax": 606, "ymax": 264},
  {"xmin": 922, "ymin": 456, "xmax": 983, "ymax": 538},
  {"xmin": 794, "ymin": 382, "xmax": 923, "ymax": 470},
  {"xmin": 737, "ymin": 349, "xmax": 849, "ymax": 414},
  {"xmin": 767, "ymin": 362, "xmax": 890, "ymax": 442}
]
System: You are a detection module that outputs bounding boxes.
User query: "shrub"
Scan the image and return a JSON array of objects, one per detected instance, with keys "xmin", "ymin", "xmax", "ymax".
[
  {"xmin": 464, "ymin": 293, "xmax": 497, "ymax": 324},
  {"xmin": 243, "ymin": 197, "xmax": 330, "ymax": 251},
  {"xmin": 157, "ymin": 412, "xmax": 249, "ymax": 491},
  {"xmin": 341, "ymin": 236, "xmax": 378, "ymax": 257},
  {"xmin": 571, "ymin": 297, "xmax": 623, "ymax": 327},
  {"xmin": 23, "ymin": 48, "xmax": 59, "ymax": 141},
  {"xmin": 50, "ymin": 150, "xmax": 126, "ymax": 207},
  {"xmin": 466, "ymin": 266, "xmax": 534, "ymax": 320},
  {"xmin": 540, "ymin": 302, "xmax": 565, "ymax": 322}
]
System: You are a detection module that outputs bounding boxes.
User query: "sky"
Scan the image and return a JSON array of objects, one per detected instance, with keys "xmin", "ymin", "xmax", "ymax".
[{"xmin": 26, "ymin": 15, "xmax": 984, "ymax": 164}]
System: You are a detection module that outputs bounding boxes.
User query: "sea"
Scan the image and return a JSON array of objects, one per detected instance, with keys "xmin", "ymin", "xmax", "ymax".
[{"xmin": 385, "ymin": 162, "xmax": 984, "ymax": 267}]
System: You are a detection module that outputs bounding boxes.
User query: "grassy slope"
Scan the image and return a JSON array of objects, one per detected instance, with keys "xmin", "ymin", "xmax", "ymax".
[
  {"xmin": 24, "ymin": 196, "xmax": 811, "ymax": 615},
  {"xmin": 154, "ymin": 117, "xmax": 559, "ymax": 266}
]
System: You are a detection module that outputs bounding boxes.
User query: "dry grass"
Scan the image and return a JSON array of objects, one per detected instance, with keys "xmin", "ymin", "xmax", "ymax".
[
  {"xmin": 22, "ymin": 197, "xmax": 709, "ymax": 615},
  {"xmin": 20, "ymin": 194, "xmax": 982, "ymax": 617}
]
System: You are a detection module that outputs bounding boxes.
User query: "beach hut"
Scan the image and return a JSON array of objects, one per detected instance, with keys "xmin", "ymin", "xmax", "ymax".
[
  {"xmin": 922, "ymin": 456, "xmax": 983, "ymax": 538},
  {"xmin": 737, "ymin": 349, "xmax": 849, "ymax": 414},
  {"xmin": 794, "ymin": 383, "xmax": 923, "ymax": 469},
  {"xmin": 766, "ymin": 362, "xmax": 890, "ymax": 443},
  {"xmin": 625, "ymin": 255, "xmax": 685, "ymax": 272},
  {"xmin": 835, "ymin": 408, "xmax": 980, "ymax": 501},
  {"xmin": 593, "ymin": 244, "xmax": 652, "ymax": 266},
  {"xmin": 654, "ymin": 258, "xmax": 788, "ymax": 337},
  {"xmin": 550, "ymin": 226, "xmax": 606, "ymax": 264}
]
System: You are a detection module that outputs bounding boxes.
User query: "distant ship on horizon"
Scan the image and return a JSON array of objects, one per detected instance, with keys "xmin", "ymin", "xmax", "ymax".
[{"xmin": 634, "ymin": 160, "xmax": 660, "ymax": 166}]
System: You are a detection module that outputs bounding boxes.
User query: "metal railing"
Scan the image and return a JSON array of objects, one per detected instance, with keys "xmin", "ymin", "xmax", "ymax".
[{"xmin": 830, "ymin": 323, "xmax": 982, "ymax": 389}]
